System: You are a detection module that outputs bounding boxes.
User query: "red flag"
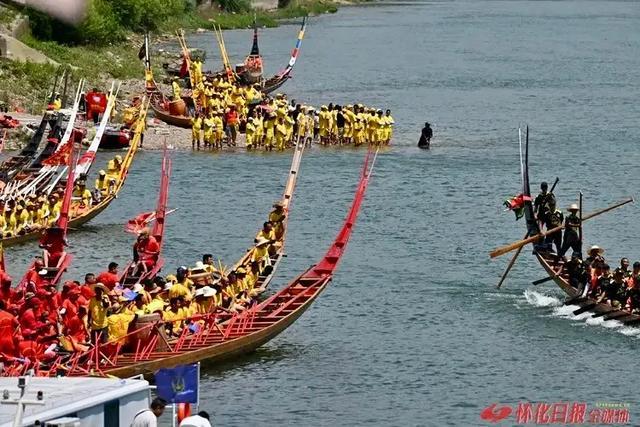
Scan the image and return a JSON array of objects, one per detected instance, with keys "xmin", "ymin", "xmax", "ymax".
[
  {"xmin": 42, "ymin": 142, "xmax": 73, "ymax": 166},
  {"xmin": 179, "ymin": 57, "xmax": 188, "ymax": 78},
  {"xmin": 125, "ymin": 211, "xmax": 155, "ymax": 234}
]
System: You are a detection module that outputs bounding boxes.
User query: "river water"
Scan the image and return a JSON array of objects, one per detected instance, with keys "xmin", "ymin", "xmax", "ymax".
[{"xmin": 6, "ymin": 1, "xmax": 640, "ymax": 425}]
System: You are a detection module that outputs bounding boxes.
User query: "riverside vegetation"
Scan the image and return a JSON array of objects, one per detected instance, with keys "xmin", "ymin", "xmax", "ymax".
[{"xmin": 0, "ymin": 0, "xmax": 340, "ymax": 110}]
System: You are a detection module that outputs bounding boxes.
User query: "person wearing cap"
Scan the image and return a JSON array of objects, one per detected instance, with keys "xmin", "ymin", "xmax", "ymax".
[
  {"xmin": 192, "ymin": 287, "xmax": 212, "ymax": 315},
  {"xmin": 88, "ymin": 283, "xmax": 111, "ymax": 343},
  {"xmin": 559, "ymin": 204, "xmax": 582, "ymax": 259},
  {"xmin": 133, "ymin": 228, "xmax": 160, "ymax": 276},
  {"xmin": 251, "ymin": 237, "xmax": 272, "ymax": 269},
  {"xmin": 584, "ymin": 245, "xmax": 605, "ymax": 267},
  {"xmin": 94, "ymin": 170, "xmax": 108, "ymax": 195},
  {"xmin": 418, "ymin": 122, "xmax": 433, "ymax": 149},
  {"xmin": 543, "ymin": 198, "xmax": 563, "ymax": 254},
  {"xmin": 96, "ymin": 262, "xmax": 120, "ymax": 291}
]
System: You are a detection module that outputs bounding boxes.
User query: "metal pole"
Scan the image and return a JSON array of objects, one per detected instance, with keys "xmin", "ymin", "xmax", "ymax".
[
  {"xmin": 172, "ymin": 403, "xmax": 176, "ymax": 427},
  {"xmin": 196, "ymin": 362, "xmax": 200, "ymax": 412}
]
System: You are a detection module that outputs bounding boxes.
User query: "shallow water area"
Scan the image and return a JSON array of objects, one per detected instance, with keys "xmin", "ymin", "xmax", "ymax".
[{"xmin": 4, "ymin": 0, "xmax": 640, "ymax": 425}]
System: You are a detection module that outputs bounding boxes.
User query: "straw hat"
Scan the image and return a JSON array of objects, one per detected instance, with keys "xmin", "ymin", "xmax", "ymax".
[
  {"xmin": 588, "ymin": 245, "xmax": 604, "ymax": 255},
  {"xmin": 255, "ymin": 237, "xmax": 271, "ymax": 247},
  {"xmin": 202, "ymin": 286, "xmax": 216, "ymax": 297},
  {"xmin": 163, "ymin": 282, "xmax": 173, "ymax": 291},
  {"xmin": 132, "ymin": 283, "xmax": 144, "ymax": 293},
  {"xmin": 567, "ymin": 204, "xmax": 579, "ymax": 211},
  {"xmin": 91, "ymin": 282, "xmax": 109, "ymax": 293},
  {"xmin": 194, "ymin": 288, "xmax": 205, "ymax": 297}
]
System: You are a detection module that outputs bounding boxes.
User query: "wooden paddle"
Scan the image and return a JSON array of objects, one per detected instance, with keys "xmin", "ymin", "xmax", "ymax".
[
  {"xmin": 532, "ymin": 276, "xmax": 553, "ymax": 286},
  {"xmin": 573, "ymin": 302, "xmax": 596, "ymax": 316},
  {"xmin": 495, "ymin": 234, "xmax": 527, "ymax": 289},
  {"xmin": 490, "ymin": 197, "xmax": 634, "ymax": 259}
]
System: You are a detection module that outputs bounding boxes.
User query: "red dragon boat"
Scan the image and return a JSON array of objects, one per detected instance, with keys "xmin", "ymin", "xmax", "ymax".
[{"xmin": 2, "ymin": 149, "xmax": 378, "ymax": 378}]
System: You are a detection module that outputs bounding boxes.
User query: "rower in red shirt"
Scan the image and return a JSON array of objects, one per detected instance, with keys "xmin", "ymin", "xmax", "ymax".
[
  {"xmin": 0, "ymin": 301, "xmax": 19, "ymax": 357},
  {"xmin": 96, "ymin": 262, "xmax": 120, "ymax": 290},
  {"xmin": 23, "ymin": 257, "xmax": 47, "ymax": 292},
  {"xmin": 40, "ymin": 226, "xmax": 68, "ymax": 269},
  {"xmin": 0, "ymin": 272, "xmax": 14, "ymax": 306},
  {"xmin": 19, "ymin": 297, "xmax": 47, "ymax": 339},
  {"xmin": 133, "ymin": 228, "xmax": 160, "ymax": 276},
  {"xmin": 80, "ymin": 274, "xmax": 97, "ymax": 301}
]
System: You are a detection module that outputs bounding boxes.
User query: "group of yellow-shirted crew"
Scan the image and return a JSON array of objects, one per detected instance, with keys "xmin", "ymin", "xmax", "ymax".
[
  {"xmin": 0, "ymin": 155, "xmax": 123, "ymax": 238},
  {"xmin": 181, "ymin": 67, "xmax": 395, "ymax": 151},
  {"xmin": 97, "ymin": 200, "xmax": 288, "ymax": 342}
]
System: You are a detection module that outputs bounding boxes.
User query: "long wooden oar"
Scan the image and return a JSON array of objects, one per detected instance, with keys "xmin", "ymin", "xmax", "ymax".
[
  {"xmin": 496, "ymin": 232, "xmax": 527, "ymax": 289},
  {"xmin": 532, "ymin": 276, "xmax": 553, "ymax": 286},
  {"xmin": 490, "ymin": 197, "xmax": 633, "ymax": 259}
]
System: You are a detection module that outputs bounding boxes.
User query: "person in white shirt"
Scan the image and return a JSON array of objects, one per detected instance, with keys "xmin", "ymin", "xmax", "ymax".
[
  {"xmin": 131, "ymin": 398, "xmax": 167, "ymax": 427},
  {"xmin": 180, "ymin": 410, "xmax": 212, "ymax": 427}
]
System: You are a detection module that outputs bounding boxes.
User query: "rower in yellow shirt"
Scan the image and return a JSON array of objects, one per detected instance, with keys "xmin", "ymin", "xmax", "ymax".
[
  {"xmin": 296, "ymin": 108, "xmax": 307, "ymax": 144},
  {"xmin": 253, "ymin": 112, "xmax": 264, "ymax": 147},
  {"xmin": 14, "ymin": 204, "xmax": 30, "ymax": 234},
  {"xmin": 203, "ymin": 112, "xmax": 215, "ymax": 149},
  {"xmin": 72, "ymin": 181, "xmax": 93, "ymax": 208},
  {"xmin": 1, "ymin": 208, "xmax": 16, "ymax": 237},
  {"xmin": 275, "ymin": 117, "xmax": 288, "ymax": 151},
  {"xmin": 191, "ymin": 113, "xmax": 202, "ymax": 150},
  {"xmin": 263, "ymin": 113, "xmax": 276, "ymax": 151},
  {"xmin": 95, "ymin": 170, "xmax": 107, "ymax": 194},
  {"xmin": 318, "ymin": 106, "xmax": 331, "ymax": 144},
  {"xmin": 171, "ymin": 78, "xmax": 181, "ymax": 101},
  {"xmin": 213, "ymin": 111, "xmax": 224, "ymax": 149},
  {"xmin": 245, "ymin": 117, "xmax": 256, "ymax": 149},
  {"xmin": 384, "ymin": 109, "xmax": 395, "ymax": 144}
]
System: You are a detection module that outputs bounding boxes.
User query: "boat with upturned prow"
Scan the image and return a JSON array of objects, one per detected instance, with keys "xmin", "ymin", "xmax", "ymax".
[
  {"xmin": 4, "ymin": 148, "xmax": 378, "ymax": 378},
  {"xmin": 497, "ymin": 127, "xmax": 640, "ymax": 327},
  {"xmin": 0, "ymin": 97, "xmax": 148, "ymax": 247},
  {"xmin": 145, "ymin": 18, "xmax": 307, "ymax": 129}
]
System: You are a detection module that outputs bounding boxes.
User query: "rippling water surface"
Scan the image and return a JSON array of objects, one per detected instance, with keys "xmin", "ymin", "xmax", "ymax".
[{"xmin": 7, "ymin": 1, "xmax": 640, "ymax": 425}]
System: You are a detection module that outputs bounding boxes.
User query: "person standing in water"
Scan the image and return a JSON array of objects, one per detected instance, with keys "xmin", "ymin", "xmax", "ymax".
[{"xmin": 418, "ymin": 122, "xmax": 433, "ymax": 149}]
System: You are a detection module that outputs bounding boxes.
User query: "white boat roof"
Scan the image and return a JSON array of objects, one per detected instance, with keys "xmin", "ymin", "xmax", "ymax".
[{"xmin": 0, "ymin": 377, "xmax": 149, "ymax": 427}]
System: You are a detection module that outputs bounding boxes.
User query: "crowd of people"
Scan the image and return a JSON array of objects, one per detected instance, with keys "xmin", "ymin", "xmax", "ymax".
[
  {"xmin": 534, "ymin": 181, "xmax": 640, "ymax": 312},
  {"xmin": 181, "ymin": 72, "xmax": 394, "ymax": 150},
  {"xmin": 0, "ymin": 155, "xmax": 123, "ymax": 239},
  {"xmin": 0, "ymin": 200, "xmax": 287, "ymax": 362}
]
